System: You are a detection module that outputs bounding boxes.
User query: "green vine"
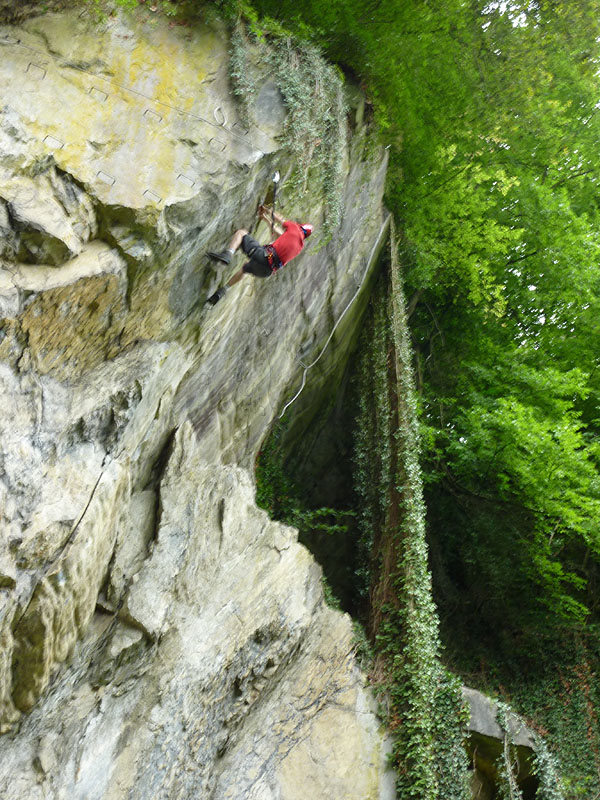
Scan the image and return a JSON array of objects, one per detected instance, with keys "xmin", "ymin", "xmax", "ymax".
[
  {"xmin": 228, "ymin": 23, "xmax": 256, "ymax": 129},
  {"xmin": 532, "ymin": 733, "xmax": 566, "ymax": 800},
  {"xmin": 255, "ymin": 422, "xmax": 352, "ymax": 609},
  {"xmin": 227, "ymin": 16, "xmax": 347, "ymax": 232},
  {"xmin": 80, "ymin": 0, "xmax": 179, "ymax": 21},
  {"xmin": 495, "ymin": 698, "xmax": 566, "ymax": 800},
  {"xmin": 353, "ymin": 226, "xmax": 470, "ymax": 799},
  {"xmin": 496, "ymin": 702, "xmax": 526, "ymax": 800},
  {"xmin": 354, "ymin": 288, "xmax": 391, "ymax": 601},
  {"xmin": 432, "ymin": 671, "xmax": 471, "ymax": 800}
]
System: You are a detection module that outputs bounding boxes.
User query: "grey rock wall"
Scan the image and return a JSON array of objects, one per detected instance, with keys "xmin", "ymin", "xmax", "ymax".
[
  {"xmin": 0, "ymin": 7, "xmax": 394, "ymax": 798},
  {"xmin": 463, "ymin": 686, "xmax": 538, "ymax": 798}
]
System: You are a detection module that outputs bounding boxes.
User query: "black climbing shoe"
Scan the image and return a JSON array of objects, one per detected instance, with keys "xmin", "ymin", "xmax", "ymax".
[
  {"xmin": 207, "ymin": 286, "xmax": 227, "ymax": 306},
  {"xmin": 207, "ymin": 250, "xmax": 232, "ymax": 265}
]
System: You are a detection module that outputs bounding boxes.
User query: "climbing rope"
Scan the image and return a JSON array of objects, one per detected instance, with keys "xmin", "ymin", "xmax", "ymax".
[{"xmin": 278, "ymin": 213, "xmax": 391, "ymax": 419}]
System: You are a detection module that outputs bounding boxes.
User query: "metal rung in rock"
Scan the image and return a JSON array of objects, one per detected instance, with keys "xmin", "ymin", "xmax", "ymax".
[
  {"xmin": 97, "ymin": 171, "xmax": 116, "ymax": 186},
  {"xmin": 143, "ymin": 189, "xmax": 161, "ymax": 204},
  {"xmin": 44, "ymin": 135, "xmax": 64, "ymax": 150},
  {"xmin": 89, "ymin": 87, "xmax": 108, "ymax": 103},
  {"xmin": 26, "ymin": 63, "xmax": 46, "ymax": 80},
  {"xmin": 231, "ymin": 121, "xmax": 250, "ymax": 136},
  {"xmin": 208, "ymin": 137, "xmax": 227, "ymax": 153},
  {"xmin": 144, "ymin": 109, "xmax": 162, "ymax": 123},
  {"xmin": 176, "ymin": 174, "xmax": 195, "ymax": 188}
]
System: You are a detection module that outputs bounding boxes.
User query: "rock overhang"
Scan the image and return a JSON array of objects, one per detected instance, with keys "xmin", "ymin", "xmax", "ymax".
[{"xmin": 0, "ymin": 7, "xmax": 393, "ymax": 798}]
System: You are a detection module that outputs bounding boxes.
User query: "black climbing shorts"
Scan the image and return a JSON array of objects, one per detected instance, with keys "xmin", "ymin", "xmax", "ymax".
[{"xmin": 241, "ymin": 234, "xmax": 272, "ymax": 278}]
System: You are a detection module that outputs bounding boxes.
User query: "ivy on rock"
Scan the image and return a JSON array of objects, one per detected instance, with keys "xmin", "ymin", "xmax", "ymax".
[
  {"xmin": 227, "ymin": 10, "xmax": 346, "ymax": 233},
  {"xmin": 354, "ymin": 225, "xmax": 470, "ymax": 799}
]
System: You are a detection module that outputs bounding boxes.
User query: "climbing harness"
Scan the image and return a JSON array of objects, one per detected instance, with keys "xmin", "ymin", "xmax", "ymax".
[{"xmin": 265, "ymin": 244, "xmax": 282, "ymax": 275}]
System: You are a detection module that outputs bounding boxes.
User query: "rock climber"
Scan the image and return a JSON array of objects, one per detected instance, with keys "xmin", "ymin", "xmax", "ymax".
[{"xmin": 206, "ymin": 204, "xmax": 313, "ymax": 305}]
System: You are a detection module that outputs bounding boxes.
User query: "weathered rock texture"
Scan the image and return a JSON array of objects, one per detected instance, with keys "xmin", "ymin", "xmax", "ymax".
[
  {"xmin": 463, "ymin": 687, "xmax": 538, "ymax": 800},
  {"xmin": 0, "ymin": 7, "xmax": 393, "ymax": 798}
]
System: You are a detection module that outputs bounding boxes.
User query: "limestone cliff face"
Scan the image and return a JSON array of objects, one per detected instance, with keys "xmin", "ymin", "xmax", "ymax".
[{"xmin": 0, "ymin": 7, "xmax": 393, "ymax": 798}]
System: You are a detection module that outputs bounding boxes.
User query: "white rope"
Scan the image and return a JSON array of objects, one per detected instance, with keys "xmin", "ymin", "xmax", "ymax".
[{"xmin": 279, "ymin": 213, "xmax": 391, "ymax": 419}]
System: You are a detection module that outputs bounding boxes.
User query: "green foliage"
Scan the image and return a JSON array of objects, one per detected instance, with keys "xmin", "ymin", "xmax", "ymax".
[
  {"xmin": 432, "ymin": 671, "xmax": 471, "ymax": 800},
  {"xmin": 499, "ymin": 632, "xmax": 600, "ymax": 799},
  {"xmin": 228, "ymin": 24, "xmax": 255, "ymax": 127},
  {"xmin": 533, "ymin": 733, "xmax": 566, "ymax": 800},
  {"xmin": 495, "ymin": 702, "xmax": 526, "ymax": 800},
  {"xmin": 351, "ymin": 619, "xmax": 374, "ymax": 672},
  {"xmin": 255, "ymin": 423, "xmax": 352, "ymax": 608},
  {"xmin": 256, "ymin": 431, "xmax": 351, "ymax": 537},
  {"xmin": 226, "ymin": 15, "xmax": 347, "ymax": 232},
  {"xmin": 494, "ymin": 699, "xmax": 567, "ymax": 800},
  {"xmin": 80, "ymin": 0, "xmax": 136, "ymax": 20},
  {"xmin": 79, "ymin": 0, "xmax": 179, "ymax": 22},
  {"xmin": 436, "ymin": 358, "xmax": 600, "ymax": 621},
  {"xmin": 353, "ymin": 278, "xmax": 391, "ymax": 600},
  {"xmin": 353, "ymin": 237, "xmax": 470, "ymax": 800},
  {"xmin": 320, "ymin": 575, "xmax": 342, "ymax": 611}
]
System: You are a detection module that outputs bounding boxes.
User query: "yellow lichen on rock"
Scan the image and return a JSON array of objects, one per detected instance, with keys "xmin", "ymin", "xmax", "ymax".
[
  {"xmin": 120, "ymin": 270, "xmax": 174, "ymax": 346},
  {"xmin": 9, "ymin": 12, "xmax": 238, "ymax": 210},
  {"xmin": 20, "ymin": 272, "xmax": 128, "ymax": 378}
]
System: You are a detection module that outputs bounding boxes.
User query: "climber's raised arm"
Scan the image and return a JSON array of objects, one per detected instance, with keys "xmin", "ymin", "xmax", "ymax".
[{"xmin": 258, "ymin": 204, "xmax": 285, "ymax": 235}]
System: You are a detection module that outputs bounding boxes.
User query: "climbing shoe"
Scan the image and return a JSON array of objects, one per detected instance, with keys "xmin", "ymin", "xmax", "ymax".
[
  {"xmin": 207, "ymin": 286, "xmax": 227, "ymax": 306},
  {"xmin": 207, "ymin": 249, "xmax": 232, "ymax": 265}
]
